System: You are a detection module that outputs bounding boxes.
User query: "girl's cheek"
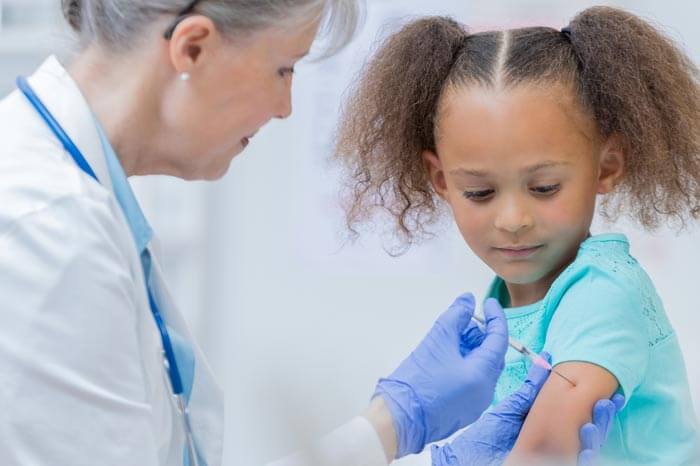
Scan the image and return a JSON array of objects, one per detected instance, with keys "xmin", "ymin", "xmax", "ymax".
[
  {"xmin": 539, "ymin": 194, "xmax": 594, "ymax": 236},
  {"xmin": 455, "ymin": 207, "xmax": 490, "ymax": 243}
]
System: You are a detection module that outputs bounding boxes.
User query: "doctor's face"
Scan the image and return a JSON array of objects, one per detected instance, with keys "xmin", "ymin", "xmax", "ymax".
[
  {"xmin": 161, "ymin": 19, "xmax": 320, "ymax": 180},
  {"xmin": 424, "ymin": 84, "xmax": 618, "ymax": 305}
]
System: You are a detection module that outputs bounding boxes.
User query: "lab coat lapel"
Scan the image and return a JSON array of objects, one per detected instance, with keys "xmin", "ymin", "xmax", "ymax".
[{"xmin": 147, "ymin": 246, "xmax": 225, "ymax": 466}]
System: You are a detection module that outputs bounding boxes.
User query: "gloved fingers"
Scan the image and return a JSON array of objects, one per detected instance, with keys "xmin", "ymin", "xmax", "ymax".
[
  {"xmin": 577, "ymin": 448, "xmax": 597, "ymax": 466},
  {"xmin": 492, "ymin": 352, "xmax": 550, "ymax": 417},
  {"xmin": 578, "ymin": 422, "xmax": 601, "ymax": 466},
  {"xmin": 437, "ymin": 293, "xmax": 476, "ymax": 337},
  {"xmin": 592, "ymin": 399, "xmax": 615, "ymax": 443},
  {"xmin": 471, "ymin": 298, "xmax": 508, "ymax": 361},
  {"xmin": 579, "ymin": 422, "xmax": 600, "ymax": 451},
  {"xmin": 523, "ymin": 351, "xmax": 551, "ymax": 393},
  {"xmin": 460, "ymin": 322, "xmax": 486, "ymax": 356},
  {"xmin": 539, "ymin": 351, "xmax": 553, "ymax": 367},
  {"xmin": 611, "ymin": 393, "xmax": 625, "ymax": 412}
]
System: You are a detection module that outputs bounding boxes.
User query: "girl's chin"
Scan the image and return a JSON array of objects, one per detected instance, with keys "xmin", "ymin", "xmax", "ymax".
[{"xmin": 494, "ymin": 266, "xmax": 551, "ymax": 287}]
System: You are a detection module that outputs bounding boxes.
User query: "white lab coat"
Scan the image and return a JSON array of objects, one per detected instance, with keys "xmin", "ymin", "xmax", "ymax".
[{"xmin": 0, "ymin": 56, "xmax": 393, "ymax": 466}]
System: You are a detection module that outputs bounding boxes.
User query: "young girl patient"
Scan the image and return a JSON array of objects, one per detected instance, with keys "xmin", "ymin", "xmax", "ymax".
[{"xmin": 335, "ymin": 6, "xmax": 700, "ymax": 465}]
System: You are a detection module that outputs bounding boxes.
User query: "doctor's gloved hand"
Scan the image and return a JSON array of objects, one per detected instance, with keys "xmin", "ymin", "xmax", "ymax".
[
  {"xmin": 373, "ymin": 294, "xmax": 509, "ymax": 458},
  {"xmin": 578, "ymin": 394, "xmax": 625, "ymax": 466},
  {"xmin": 430, "ymin": 353, "xmax": 551, "ymax": 466}
]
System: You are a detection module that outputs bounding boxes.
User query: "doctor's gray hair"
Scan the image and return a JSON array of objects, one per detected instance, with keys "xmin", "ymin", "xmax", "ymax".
[{"xmin": 61, "ymin": 0, "xmax": 361, "ymax": 55}]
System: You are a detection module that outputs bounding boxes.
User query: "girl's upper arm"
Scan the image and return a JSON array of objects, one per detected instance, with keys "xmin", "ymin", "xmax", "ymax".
[{"xmin": 508, "ymin": 361, "xmax": 619, "ymax": 461}]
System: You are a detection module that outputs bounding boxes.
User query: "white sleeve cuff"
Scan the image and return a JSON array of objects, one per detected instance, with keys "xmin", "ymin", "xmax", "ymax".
[{"xmin": 266, "ymin": 416, "xmax": 389, "ymax": 466}]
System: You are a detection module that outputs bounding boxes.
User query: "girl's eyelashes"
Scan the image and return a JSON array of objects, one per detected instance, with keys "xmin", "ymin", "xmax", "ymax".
[
  {"xmin": 462, "ymin": 184, "xmax": 561, "ymax": 201},
  {"xmin": 530, "ymin": 184, "xmax": 561, "ymax": 196},
  {"xmin": 463, "ymin": 189, "xmax": 495, "ymax": 201}
]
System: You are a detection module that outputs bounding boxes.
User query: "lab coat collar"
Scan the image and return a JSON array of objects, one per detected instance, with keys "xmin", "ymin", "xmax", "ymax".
[
  {"xmin": 94, "ymin": 121, "xmax": 153, "ymax": 255},
  {"xmin": 26, "ymin": 55, "xmax": 114, "ymax": 194},
  {"xmin": 27, "ymin": 56, "xmax": 153, "ymax": 254}
]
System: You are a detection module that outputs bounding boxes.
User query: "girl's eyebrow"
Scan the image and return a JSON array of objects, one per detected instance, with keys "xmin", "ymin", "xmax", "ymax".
[
  {"xmin": 449, "ymin": 168, "xmax": 489, "ymax": 177},
  {"xmin": 449, "ymin": 161, "xmax": 572, "ymax": 177},
  {"xmin": 524, "ymin": 161, "xmax": 572, "ymax": 173}
]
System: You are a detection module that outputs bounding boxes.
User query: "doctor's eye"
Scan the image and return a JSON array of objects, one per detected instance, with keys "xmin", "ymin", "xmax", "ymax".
[
  {"xmin": 463, "ymin": 189, "xmax": 495, "ymax": 202},
  {"xmin": 278, "ymin": 67, "xmax": 295, "ymax": 78},
  {"xmin": 530, "ymin": 184, "xmax": 561, "ymax": 196}
]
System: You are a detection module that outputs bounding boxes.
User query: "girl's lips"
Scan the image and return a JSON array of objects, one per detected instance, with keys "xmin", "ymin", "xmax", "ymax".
[{"xmin": 494, "ymin": 245, "xmax": 544, "ymax": 258}]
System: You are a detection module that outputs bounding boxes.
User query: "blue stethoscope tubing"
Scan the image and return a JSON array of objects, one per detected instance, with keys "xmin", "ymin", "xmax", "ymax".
[{"xmin": 16, "ymin": 76, "xmax": 200, "ymax": 466}]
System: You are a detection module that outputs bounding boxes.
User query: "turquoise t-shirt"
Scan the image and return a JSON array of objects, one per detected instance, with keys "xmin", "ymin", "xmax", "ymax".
[{"xmin": 487, "ymin": 233, "xmax": 700, "ymax": 465}]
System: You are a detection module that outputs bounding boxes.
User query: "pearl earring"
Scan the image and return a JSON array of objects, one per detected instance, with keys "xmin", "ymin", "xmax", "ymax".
[{"xmin": 180, "ymin": 72, "xmax": 191, "ymax": 82}]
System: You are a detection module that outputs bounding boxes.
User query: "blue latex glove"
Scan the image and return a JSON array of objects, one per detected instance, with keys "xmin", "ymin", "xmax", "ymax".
[
  {"xmin": 374, "ymin": 294, "xmax": 509, "ymax": 458},
  {"xmin": 430, "ymin": 353, "xmax": 551, "ymax": 466},
  {"xmin": 578, "ymin": 394, "xmax": 625, "ymax": 466}
]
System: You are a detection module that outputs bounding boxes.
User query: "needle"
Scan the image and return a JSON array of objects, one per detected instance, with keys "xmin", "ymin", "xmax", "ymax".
[
  {"xmin": 521, "ymin": 346, "xmax": 577, "ymax": 387},
  {"xmin": 470, "ymin": 314, "xmax": 576, "ymax": 387}
]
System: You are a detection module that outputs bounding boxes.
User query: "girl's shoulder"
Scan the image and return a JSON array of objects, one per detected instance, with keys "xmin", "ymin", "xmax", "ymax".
[
  {"xmin": 544, "ymin": 233, "xmax": 673, "ymax": 349},
  {"xmin": 550, "ymin": 233, "xmax": 645, "ymax": 297}
]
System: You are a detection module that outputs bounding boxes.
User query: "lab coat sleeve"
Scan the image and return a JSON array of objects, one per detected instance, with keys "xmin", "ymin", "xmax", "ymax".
[
  {"xmin": 266, "ymin": 417, "xmax": 391, "ymax": 466},
  {"xmin": 0, "ymin": 194, "xmax": 160, "ymax": 465}
]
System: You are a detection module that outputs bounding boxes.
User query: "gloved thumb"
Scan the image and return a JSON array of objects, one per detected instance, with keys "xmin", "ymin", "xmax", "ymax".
[
  {"xmin": 578, "ymin": 448, "xmax": 597, "ymax": 466},
  {"xmin": 470, "ymin": 298, "xmax": 508, "ymax": 362},
  {"xmin": 437, "ymin": 293, "xmax": 476, "ymax": 336},
  {"xmin": 492, "ymin": 352, "xmax": 551, "ymax": 418}
]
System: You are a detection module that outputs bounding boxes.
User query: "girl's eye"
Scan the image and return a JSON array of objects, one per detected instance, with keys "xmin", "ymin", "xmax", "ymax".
[
  {"xmin": 530, "ymin": 184, "xmax": 561, "ymax": 196},
  {"xmin": 463, "ymin": 189, "xmax": 495, "ymax": 201},
  {"xmin": 278, "ymin": 67, "xmax": 295, "ymax": 78}
]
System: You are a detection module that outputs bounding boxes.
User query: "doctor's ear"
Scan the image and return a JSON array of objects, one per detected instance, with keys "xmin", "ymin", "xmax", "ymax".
[
  {"xmin": 167, "ymin": 15, "xmax": 220, "ymax": 76},
  {"xmin": 423, "ymin": 150, "xmax": 449, "ymax": 200},
  {"xmin": 597, "ymin": 133, "xmax": 626, "ymax": 195}
]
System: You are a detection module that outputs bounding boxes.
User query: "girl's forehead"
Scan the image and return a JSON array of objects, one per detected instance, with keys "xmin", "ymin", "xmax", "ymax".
[{"xmin": 436, "ymin": 83, "xmax": 599, "ymax": 163}]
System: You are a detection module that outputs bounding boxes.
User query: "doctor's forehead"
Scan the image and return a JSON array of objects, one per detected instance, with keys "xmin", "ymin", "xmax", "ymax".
[{"xmin": 243, "ymin": 20, "xmax": 320, "ymax": 59}]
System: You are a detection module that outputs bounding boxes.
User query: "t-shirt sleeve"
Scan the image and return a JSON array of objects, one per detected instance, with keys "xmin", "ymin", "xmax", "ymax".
[{"xmin": 543, "ymin": 264, "xmax": 649, "ymax": 403}]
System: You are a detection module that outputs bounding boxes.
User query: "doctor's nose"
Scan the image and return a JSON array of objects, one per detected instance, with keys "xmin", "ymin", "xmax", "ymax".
[
  {"xmin": 275, "ymin": 83, "xmax": 293, "ymax": 119},
  {"xmin": 494, "ymin": 200, "xmax": 534, "ymax": 234}
]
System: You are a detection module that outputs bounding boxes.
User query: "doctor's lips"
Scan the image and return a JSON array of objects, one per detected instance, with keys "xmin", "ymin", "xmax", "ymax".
[
  {"xmin": 493, "ymin": 244, "xmax": 544, "ymax": 258},
  {"xmin": 241, "ymin": 130, "xmax": 258, "ymax": 148}
]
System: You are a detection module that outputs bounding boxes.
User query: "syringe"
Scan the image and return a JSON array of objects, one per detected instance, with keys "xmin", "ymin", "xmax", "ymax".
[{"xmin": 471, "ymin": 314, "xmax": 576, "ymax": 387}]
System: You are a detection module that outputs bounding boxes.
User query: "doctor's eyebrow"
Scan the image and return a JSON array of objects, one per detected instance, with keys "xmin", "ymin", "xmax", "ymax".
[{"xmin": 449, "ymin": 161, "xmax": 573, "ymax": 177}]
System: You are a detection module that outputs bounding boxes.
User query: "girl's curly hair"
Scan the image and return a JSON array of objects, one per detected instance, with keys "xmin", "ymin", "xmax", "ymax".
[{"xmin": 335, "ymin": 7, "xmax": 700, "ymax": 248}]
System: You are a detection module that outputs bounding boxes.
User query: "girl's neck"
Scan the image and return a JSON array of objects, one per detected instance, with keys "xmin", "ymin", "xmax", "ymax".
[
  {"xmin": 503, "ymin": 240, "xmax": 586, "ymax": 308},
  {"xmin": 504, "ymin": 275, "xmax": 556, "ymax": 308}
]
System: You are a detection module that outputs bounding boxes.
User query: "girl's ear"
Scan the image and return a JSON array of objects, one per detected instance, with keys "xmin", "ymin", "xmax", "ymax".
[
  {"xmin": 423, "ymin": 150, "xmax": 449, "ymax": 199},
  {"xmin": 597, "ymin": 133, "xmax": 625, "ymax": 195}
]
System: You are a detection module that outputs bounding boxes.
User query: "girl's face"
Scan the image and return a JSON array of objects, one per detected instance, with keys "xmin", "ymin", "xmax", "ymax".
[{"xmin": 424, "ymin": 84, "xmax": 624, "ymax": 305}]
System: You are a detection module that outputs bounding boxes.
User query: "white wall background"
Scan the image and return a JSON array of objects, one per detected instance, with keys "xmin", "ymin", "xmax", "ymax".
[{"xmin": 1, "ymin": 1, "xmax": 699, "ymax": 465}]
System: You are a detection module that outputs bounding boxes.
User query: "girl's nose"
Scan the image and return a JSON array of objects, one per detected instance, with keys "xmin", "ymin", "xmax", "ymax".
[{"xmin": 493, "ymin": 199, "xmax": 534, "ymax": 234}]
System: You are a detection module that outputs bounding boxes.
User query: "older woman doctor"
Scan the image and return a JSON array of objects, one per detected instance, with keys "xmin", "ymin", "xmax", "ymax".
[{"xmin": 0, "ymin": 1, "xmax": 621, "ymax": 465}]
